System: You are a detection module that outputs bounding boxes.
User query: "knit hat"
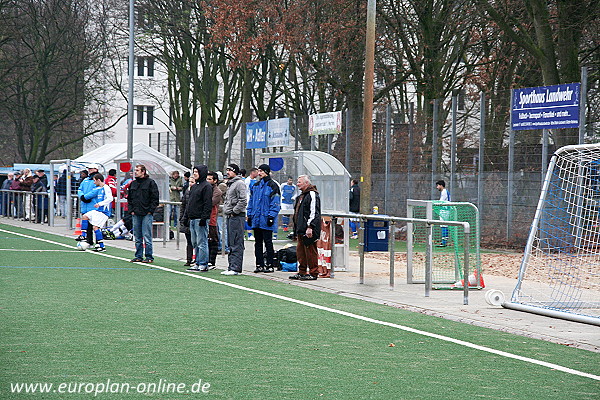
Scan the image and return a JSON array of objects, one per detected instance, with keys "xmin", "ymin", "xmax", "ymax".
[
  {"xmin": 227, "ymin": 163, "xmax": 240, "ymax": 175},
  {"xmin": 257, "ymin": 163, "xmax": 270, "ymax": 174}
]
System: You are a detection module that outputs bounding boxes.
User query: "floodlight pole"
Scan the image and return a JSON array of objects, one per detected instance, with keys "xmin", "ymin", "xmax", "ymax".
[
  {"xmin": 360, "ymin": 0, "xmax": 376, "ymax": 215},
  {"xmin": 127, "ymin": 0, "xmax": 135, "ymax": 160}
]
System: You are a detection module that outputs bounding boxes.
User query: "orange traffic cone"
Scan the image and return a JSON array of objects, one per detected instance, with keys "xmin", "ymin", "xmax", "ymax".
[
  {"xmin": 74, "ymin": 218, "xmax": 82, "ymax": 236},
  {"xmin": 451, "ymin": 269, "xmax": 485, "ymax": 289}
]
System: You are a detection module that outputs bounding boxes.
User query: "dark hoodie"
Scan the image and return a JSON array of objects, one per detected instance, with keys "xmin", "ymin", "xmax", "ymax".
[{"xmin": 185, "ymin": 165, "xmax": 212, "ymax": 221}]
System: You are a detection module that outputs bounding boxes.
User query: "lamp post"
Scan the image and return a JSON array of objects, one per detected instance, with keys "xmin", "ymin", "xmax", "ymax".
[{"xmin": 127, "ymin": 0, "xmax": 135, "ymax": 160}]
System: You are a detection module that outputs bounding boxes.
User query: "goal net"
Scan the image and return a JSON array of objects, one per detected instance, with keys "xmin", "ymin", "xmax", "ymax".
[
  {"xmin": 406, "ymin": 200, "xmax": 482, "ymax": 289},
  {"xmin": 506, "ymin": 144, "xmax": 600, "ymax": 325}
]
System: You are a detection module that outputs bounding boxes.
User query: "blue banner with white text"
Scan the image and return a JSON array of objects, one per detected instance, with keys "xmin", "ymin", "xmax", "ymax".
[
  {"xmin": 511, "ymin": 83, "xmax": 580, "ymax": 130},
  {"xmin": 245, "ymin": 121, "xmax": 268, "ymax": 149}
]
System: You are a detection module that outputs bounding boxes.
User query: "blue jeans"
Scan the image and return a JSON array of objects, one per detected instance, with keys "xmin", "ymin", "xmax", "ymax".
[
  {"xmin": 132, "ymin": 213, "xmax": 154, "ymax": 260},
  {"xmin": 217, "ymin": 215, "xmax": 229, "ymax": 252},
  {"xmin": 190, "ymin": 219, "xmax": 209, "ymax": 267},
  {"xmin": 170, "ymin": 204, "xmax": 179, "ymax": 226}
]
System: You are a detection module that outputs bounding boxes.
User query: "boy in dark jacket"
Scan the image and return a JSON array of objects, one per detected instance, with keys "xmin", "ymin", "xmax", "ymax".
[{"xmin": 184, "ymin": 165, "xmax": 213, "ymax": 272}]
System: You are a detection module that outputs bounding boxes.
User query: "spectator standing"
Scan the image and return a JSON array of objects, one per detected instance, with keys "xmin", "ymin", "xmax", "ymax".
[
  {"xmin": 169, "ymin": 170, "xmax": 183, "ymax": 226},
  {"xmin": 31, "ymin": 175, "xmax": 48, "ymax": 223},
  {"xmin": 20, "ymin": 169, "xmax": 34, "ymax": 221},
  {"xmin": 55, "ymin": 170, "xmax": 67, "ymax": 217},
  {"xmin": 206, "ymin": 172, "xmax": 223, "ymax": 267},
  {"xmin": 184, "ymin": 165, "xmax": 212, "ymax": 272},
  {"xmin": 349, "ymin": 179, "xmax": 360, "ymax": 239},
  {"xmin": 127, "ymin": 164, "xmax": 160, "ymax": 263},
  {"xmin": 181, "ymin": 171, "xmax": 191, "ymax": 196},
  {"xmin": 179, "ymin": 176, "xmax": 196, "ymax": 266},
  {"xmin": 247, "ymin": 164, "xmax": 281, "ymax": 273},
  {"xmin": 221, "ymin": 163, "xmax": 247, "ymax": 276},
  {"xmin": 217, "ymin": 172, "xmax": 229, "ymax": 254},
  {"xmin": 289, "ymin": 175, "xmax": 321, "ymax": 281},
  {"xmin": 435, "ymin": 179, "xmax": 451, "ymax": 247},
  {"xmin": 1, "ymin": 172, "xmax": 14, "ymax": 216},
  {"xmin": 244, "ymin": 167, "xmax": 258, "ymax": 240},
  {"xmin": 9, "ymin": 172, "xmax": 22, "ymax": 218}
]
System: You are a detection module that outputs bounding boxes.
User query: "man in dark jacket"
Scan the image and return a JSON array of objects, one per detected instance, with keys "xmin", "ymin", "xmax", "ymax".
[
  {"xmin": 247, "ymin": 163, "xmax": 281, "ymax": 273},
  {"xmin": 289, "ymin": 175, "xmax": 321, "ymax": 281},
  {"xmin": 184, "ymin": 165, "xmax": 213, "ymax": 272},
  {"xmin": 127, "ymin": 164, "xmax": 160, "ymax": 263},
  {"xmin": 349, "ymin": 179, "xmax": 360, "ymax": 239}
]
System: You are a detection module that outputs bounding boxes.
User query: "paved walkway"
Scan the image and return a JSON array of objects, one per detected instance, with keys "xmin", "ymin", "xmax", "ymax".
[{"xmin": 3, "ymin": 218, "xmax": 598, "ymax": 352}]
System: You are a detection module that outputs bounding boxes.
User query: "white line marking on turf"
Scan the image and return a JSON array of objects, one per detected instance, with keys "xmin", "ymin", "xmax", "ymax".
[
  {"xmin": 0, "ymin": 249, "xmax": 80, "ymax": 252},
  {"xmin": 2, "ymin": 227, "xmax": 599, "ymax": 382}
]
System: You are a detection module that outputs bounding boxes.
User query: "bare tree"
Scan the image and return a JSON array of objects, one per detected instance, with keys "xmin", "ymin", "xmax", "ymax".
[{"xmin": 0, "ymin": 0, "xmax": 119, "ymax": 164}]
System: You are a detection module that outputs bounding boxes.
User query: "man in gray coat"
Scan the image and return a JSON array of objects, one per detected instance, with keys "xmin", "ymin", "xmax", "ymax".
[{"xmin": 221, "ymin": 163, "xmax": 247, "ymax": 275}]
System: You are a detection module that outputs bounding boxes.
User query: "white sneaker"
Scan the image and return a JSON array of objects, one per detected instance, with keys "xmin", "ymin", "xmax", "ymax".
[{"xmin": 221, "ymin": 270, "xmax": 240, "ymax": 276}]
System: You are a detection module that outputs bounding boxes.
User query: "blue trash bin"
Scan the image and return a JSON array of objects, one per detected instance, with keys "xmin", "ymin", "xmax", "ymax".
[{"xmin": 364, "ymin": 219, "xmax": 388, "ymax": 252}]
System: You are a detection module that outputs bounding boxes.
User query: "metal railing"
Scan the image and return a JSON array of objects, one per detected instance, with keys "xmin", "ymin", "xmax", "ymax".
[{"xmin": 323, "ymin": 212, "xmax": 472, "ymax": 305}]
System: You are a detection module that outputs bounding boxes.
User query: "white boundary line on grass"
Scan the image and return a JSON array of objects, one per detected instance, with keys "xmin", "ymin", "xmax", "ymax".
[{"xmin": 2, "ymin": 227, "xmax": 599, "ymax": 382}]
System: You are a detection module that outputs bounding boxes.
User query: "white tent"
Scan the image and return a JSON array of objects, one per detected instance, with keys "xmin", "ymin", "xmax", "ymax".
[{"xmin": 74, "ymin": 143, "xmax": 189, "ymax": 173}]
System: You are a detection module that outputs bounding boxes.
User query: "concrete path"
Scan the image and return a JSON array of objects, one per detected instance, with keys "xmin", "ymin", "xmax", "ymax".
[{"xmin": 3, "ymin": 218, "xmax": 598, "ymax": 352}]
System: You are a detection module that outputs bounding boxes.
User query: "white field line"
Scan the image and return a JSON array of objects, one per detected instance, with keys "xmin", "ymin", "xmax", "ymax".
[
  {"xmin": 0, "ymin": 249, "xmax": 80, "ymax": 252},
  {"xmin": 1, "ymin": 227, "xmax": 599, "ymax": 382}
]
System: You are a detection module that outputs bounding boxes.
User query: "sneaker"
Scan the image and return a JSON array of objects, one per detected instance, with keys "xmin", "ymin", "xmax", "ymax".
[
  {"xmin": 125, "ymin": 234, "xmax": 134, "ymax": 241},
  {"xmin": 198, "ymin": 266, "xmax": 209, "ymax": 272},
  {"xmin": 351, "ymin": 234, "xmax": 358, "ymax": 239},
  {"xmin": 254, "ymin": 265, "xmax": 265, "ymax": 273},
  {"xmin": 75, "ymin": 235, "xmax": 86, "ymax": 242},
  {"xmin": 130, "ymin": 258, "xmax": 143, "ymax": 263},
  {"xmin": 186, "ymin": 266, "xmax": 200, "ymax": 272},
  {"xmin": 221, "ymin": 270, "xmax": 240, "ymax": 276},
  {"xmin": 289, "ymin": 273, "xmax": 306, "ymax": 280},
  {"xmin": 299, "ymin": 274, "xmax": 317, "ymax": 281},
  {"xmin": 183, "ymin": 261, "xmax": 192, "ymax": 267},
  {"xmin": 107, "ymin": 231, "xmax": 116, "ymax": 240},
  {"xmin": 142, "ymin": 258, "xmax": 154, "ymax": 264},
  {"xmin": 264, "ymin": 265, "xmax": 274, "ymax": 273},
  {"xmin": 93, "ymin": 245, "xmax": 106, "ymax": 252}
]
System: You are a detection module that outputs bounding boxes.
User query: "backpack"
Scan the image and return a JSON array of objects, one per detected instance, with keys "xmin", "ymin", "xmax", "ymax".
[{"xmin": 278, "ymin": 246, "xmax": 297, "ymax": 264}]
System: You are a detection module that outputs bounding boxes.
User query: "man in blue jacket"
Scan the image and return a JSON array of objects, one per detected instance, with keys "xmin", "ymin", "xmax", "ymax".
[{"xmin": 247, "ymin": 164, "xmax": 280, "ymax": 273}]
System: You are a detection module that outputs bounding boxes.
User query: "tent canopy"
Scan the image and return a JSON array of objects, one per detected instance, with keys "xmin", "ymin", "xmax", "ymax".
[{"xmin": 74, "ymin": 143, "xmax": 189, "ymax": 174}]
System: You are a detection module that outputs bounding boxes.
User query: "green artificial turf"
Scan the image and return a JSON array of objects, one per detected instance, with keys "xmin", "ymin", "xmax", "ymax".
[{"xmin": 0, "ymin": 223, "xmax": 599, "ymax": 399}]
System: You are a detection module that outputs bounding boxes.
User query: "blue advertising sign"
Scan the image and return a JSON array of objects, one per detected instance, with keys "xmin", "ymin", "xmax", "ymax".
[
  {"xmin": 246, "ymin": 121, "xmax": 267, "ymax": 149},
  {"xmin": 511, "ymin": 83, "xmax": 580, "ymax": 130}
]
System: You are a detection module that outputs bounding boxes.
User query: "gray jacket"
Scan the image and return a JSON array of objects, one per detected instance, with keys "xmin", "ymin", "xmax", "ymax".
[{"xmin": 223, "ymin": 175, "xmax": 247, "ymax": 216}]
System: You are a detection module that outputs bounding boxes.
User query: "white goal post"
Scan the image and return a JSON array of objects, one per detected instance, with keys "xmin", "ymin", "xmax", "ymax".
[{"xmin": 505, "ymin": 144, "xmax": 600, "ymax": 326}]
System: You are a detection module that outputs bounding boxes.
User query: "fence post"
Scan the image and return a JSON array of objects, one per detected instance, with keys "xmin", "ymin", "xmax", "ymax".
[
  {"xmin": 385, "ymin": 103, "xmax": 391, "ymax": 213},
  {"xmin": 432, "ymin": 99, "xmax": 440, "ymax": 200},
  {"xmin": 507, "ymin": 127, "xmax": 515, "ymax": 242},
  {"xmin": 451, "ymin": 94, "xmax": 457, "ymax": 199},
  {"xmin": 579, "ymin": 66, "xmax": 588, "ymax": 144},
  {"xmin": 478, "ymin": 92, "xmax": 485, "ymax": 240},
  {"xmin": 407, "ymin": 102, "xmax": 414, "ymax": 202}
]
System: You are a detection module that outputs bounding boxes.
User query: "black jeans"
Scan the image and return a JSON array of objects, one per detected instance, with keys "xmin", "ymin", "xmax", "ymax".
[{"xmin": 253, "ymin": 228, "xmax": 275, "ymax": 267}]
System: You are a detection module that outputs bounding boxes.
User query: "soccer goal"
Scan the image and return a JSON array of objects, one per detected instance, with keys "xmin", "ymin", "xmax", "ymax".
[
  {"xmin": 406, "ymin": 200, "xmax": 482, "ymax": 289},
  {"xmin": 505, "ymin": 144, "xmax": 600, "ymax": 326}
]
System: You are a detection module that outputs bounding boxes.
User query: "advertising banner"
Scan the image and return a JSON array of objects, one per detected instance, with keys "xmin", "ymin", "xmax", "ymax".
[
  {"xmin": 511, "ymin": 83, "xmax": 580, "ymax": 130},
  {"xmin": 308, "ymin": 111, "xmax": 342, "ymax": 136},
  {"xmin": 245, "ymin": 121, "xmax": 267, "ymax": 149},
  {"xmin": 267, "ymin": 118, "xmax": 290, "ymax": 147}
]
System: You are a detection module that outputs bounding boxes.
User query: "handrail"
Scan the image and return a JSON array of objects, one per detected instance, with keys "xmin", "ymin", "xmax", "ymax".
[{"xmin": 322, "ymin": 212, "xmax": 471, "ymax": 305}]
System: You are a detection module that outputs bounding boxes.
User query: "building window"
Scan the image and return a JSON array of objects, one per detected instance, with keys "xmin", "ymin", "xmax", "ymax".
[
  {"xmin": 137, "ymin": 56, "xmax": 154, "ymax": 77},
  {"xmin": 136, "ymin": 106, "xmax": 154, "ymax": 126}
]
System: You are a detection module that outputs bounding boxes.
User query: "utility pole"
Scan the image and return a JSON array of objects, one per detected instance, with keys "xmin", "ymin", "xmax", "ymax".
[{"xmin": 360, "ymin": 0, "xmax": 376, "ymax": 215}]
